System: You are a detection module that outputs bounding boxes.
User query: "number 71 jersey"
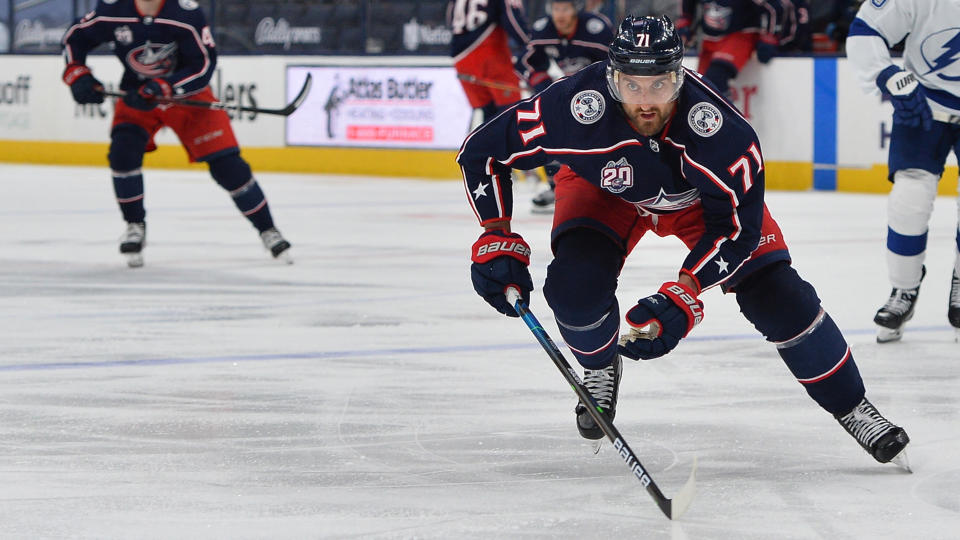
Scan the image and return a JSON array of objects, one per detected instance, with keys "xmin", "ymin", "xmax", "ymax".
[{"xmin": 457, "ymin": 62, "xmax": 770, "ymax": 291}]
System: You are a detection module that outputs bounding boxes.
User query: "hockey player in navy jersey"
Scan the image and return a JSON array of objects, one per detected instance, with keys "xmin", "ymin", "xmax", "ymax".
[
  {"xmin": 517, "ymin": 0, "xmax": 613, "ymax": 213},
  {"xmin": 846, "ymin": 0, "xmax": 960, "ymax": 343},
  {"xmin": 678, "ymin": 0, "xmax": 808, "ymax": 96},
  {"xmin": 463, "ymin": 15, "xmax": 909, "ymax": 466},
  {"xmin": 62, "ymin": 0, "xmax": 291, "ymax": 268},
  {"xmin": 447, "ymin": 0, "xmax": 531, "ymax": 125}
]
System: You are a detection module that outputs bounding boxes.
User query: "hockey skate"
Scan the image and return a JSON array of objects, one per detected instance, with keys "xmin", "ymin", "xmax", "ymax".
[
  {"xmin": 119, "ymin": 222, "xmax": 145, "ymax": 268},
  {"xmin": 873, "ymin": 266, "xmax": 925, "ymax": 343},
  {"xmin": 530, "ymin": 182, "xmax": 555, "ymax": 214},
  {"xmin": 949, "ymin": 269, "xmax": 960, "ymax": 342},
  {"xmin": 575, "ymin": 355, "xmax": 622, "ymax": 450},
  {"xmin": 260, "ymin": 227, "xmax": 292, "ymax": 264},
  {"xmin": 835, "ymin": 397, "xmax": 910, "ymax": 469}
]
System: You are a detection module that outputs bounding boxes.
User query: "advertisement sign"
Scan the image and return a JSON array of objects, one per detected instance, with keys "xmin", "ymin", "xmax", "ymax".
[{"xmin": 285, "ymin": 65, "xmax": 473, "ymax": 150}]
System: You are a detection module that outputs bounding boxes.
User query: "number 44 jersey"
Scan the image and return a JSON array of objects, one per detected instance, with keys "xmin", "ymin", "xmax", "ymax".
[{"xmin": 457, "ymin": 62, "xmax": 770, "ymax": 291}]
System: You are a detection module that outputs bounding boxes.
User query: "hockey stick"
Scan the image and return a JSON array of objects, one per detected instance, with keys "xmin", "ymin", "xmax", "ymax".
[
  {"xmin": 933, "ymin": 110, "xmax": 960, "ymax": 125},
  {"xmin": 100, "ymin": 73, "xmax": 313, "ymax": 117},
  {"xmin": 456, "ymin": 73, "xmax": 523, "ymax": 93},
  {"xmin": 505, "ymin": 288, "xmax": 697, "ymax": 520}
]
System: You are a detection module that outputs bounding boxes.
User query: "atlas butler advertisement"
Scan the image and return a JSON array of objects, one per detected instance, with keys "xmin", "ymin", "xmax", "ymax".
[{"xmin": 285, "ymin": 66, "xmax": 473, "ymax": 149}]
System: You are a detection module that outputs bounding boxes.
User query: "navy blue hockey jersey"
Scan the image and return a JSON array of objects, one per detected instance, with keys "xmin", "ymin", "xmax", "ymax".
[
  {"xmin": 683, "ymin": 0, "xmax": 786, "ymax": 39},
  {"xmin": 447, "ymin": 0, "xmax": 530, "ymax": 61},
  {"xmin": 518, "ymin": 12, "xmax": 612, "ymax": 80},
  {"xmin": 457, "ymin": 63, "xmax": 767, "ymax": 291},
  {"xmin": 62, "ymin": 0, "xmax": 216, "ymax": 97}
]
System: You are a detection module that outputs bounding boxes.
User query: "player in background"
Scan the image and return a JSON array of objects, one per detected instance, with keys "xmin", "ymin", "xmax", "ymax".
[
  {"xmin": 61, "ymin": 0, "xmax": 291, "ymax": 268},
  {"xmin": 462, "ymin": 15, "xmax": 909, "ymax": 466},
  {"xmin": 447, "ymin": 0, "xmax": 531, "ymax": 126},
  {"xmin": 846, "ymin": 0, "xmax": 960, "ymax": 343},
  {"xmin": 517, "ymin": 0, "xmax": 612, "ymax": 213},
  {"xmin": 677, "ymin": 0, "xmax": 809, "ymax": 97}
]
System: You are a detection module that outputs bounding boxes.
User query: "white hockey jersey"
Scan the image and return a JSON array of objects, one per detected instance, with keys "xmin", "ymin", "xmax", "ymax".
[{"xmin": 846, "ymin": 0, "xmax": 960, "ymax": 117}]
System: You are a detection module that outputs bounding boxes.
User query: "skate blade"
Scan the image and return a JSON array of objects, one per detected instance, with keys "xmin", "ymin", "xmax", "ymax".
[
  {"xmin": 125, "ymin": 253, "xmax": 144, "ymax": 268},
  {"xmin": 588, "ymin": 439, "xmax": 603, "ymax": 455},
  {"xmin": 876, "ymin": 326, "xmax": 904, "ymax": 343},
  {"xmin": 274, "ymin": 250, "xmax": 294, "ymax": 265},
  {"xmin": 530, "ymin": 205, "xmax": 555, "ymax": 215},
  {"xmin": 890, "ymin": 449, "xmax": 912, "ymax": 473},
  {"xmin": 954, "ymin": 328, "xmax": 959, "ymax": 343}
]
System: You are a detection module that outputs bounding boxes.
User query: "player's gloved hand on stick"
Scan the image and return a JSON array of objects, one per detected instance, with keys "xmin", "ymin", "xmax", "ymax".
[
  {"xmin": 471, "ymin": 228, "xmax": 533, "ymax": 317},
  {"xmin": 62, "ymin": 64, "xmax": 104, "ymax": 105},
  {"xmin": 618, "ymin": 281, "xmax": 704, "ymax": 360},
  {"xmin": 123, "ymin": 78, "xmax": 173, "ymax": 111},
  {"xmin": 876, "ymin": 65, "xmax": 933, "ymax": 130},
  {"xmin": 755, "ymin": 34, "xmax": 779, "ymax": 64}
]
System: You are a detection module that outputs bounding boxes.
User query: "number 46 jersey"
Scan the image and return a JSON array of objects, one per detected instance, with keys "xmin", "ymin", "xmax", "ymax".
[
  {"xmin": 457, "ymin": 63, "xmax": 771, "ymax": 291},
  {"xmin": 62, "ymin": 0, "xmax": 217, "ymax": 97},
  {"xmin": 446, "ymin": 0, "xmax": 531, "ymax": 61}
]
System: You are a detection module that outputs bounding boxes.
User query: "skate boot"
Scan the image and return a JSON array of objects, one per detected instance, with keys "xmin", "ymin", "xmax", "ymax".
[
  {"xmin": 949, "ymin": 269, "xmax": 960, "ymax": 342},
  {"xmin": 260, "ymin": 227, "xmax": 292, "ymax": 264},
  {"xmin": 835, "ymin": 397, "xmax": 910, "ymax": 466},
  {"xmin": 874, "ymin": 266, "xmax": 925, "ymax": 343},
  {"xmin": 575, "ymin": 355, "xmax": 622, "ymax": 440},
  {"xmin": 119, "ymin": 222, "xmax": 146, "ymax": 268},
  {"xmin": 531, "ymin": 179, "xmax": 555, "ymax": 214}
]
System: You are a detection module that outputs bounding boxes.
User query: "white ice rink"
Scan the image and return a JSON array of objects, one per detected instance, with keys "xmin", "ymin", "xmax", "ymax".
[{"xmin": 1, "ymin": 163, "xmax": 958, "ymax": 538}]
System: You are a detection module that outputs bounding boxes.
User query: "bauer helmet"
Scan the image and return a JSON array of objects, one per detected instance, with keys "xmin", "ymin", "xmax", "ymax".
[{"xmin": 606, "ymin": 15, "xmax": 685, "ymax": 104}]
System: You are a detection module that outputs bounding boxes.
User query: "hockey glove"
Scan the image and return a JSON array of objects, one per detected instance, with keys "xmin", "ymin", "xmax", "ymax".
[
  {"xmin": 470, "ymin": 229, "xmax": 533, "ymax": 317},
  {"xmin": 123, "ymin": 78, "xmax": 173, "ymax": 111},
  {"xmin": 876, "ymin": 65, "xmax": 933, "ymax": 131},
  {"xmin": 755, "ymin": 34, "xmax": 779, "ymax": 64},
  {"xmin": 618, "ymin": 281, "xmax": 704, "ymax": 360},
  {"xmin": 63, "ymin": 64, "xmax": 104, "ymax": 105}
]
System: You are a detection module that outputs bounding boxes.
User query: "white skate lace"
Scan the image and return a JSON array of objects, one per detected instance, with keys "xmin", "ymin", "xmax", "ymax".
[
  {"xmin": 838, "ymin": 399, "xmax": 894, "ymax": 449},
  {"xmin": 880, "ymin": 288, "xmax": 918, "ymax": 316},
  {"xmin": 950, "ymin": 271, "xmax": 960, "ymax": 308},
  {"xmin": 583, "ymin": 365, "xmax": 617, "ymax": 409},
  {"xmin": 260, "ymin": 228, "xmax": 284, "ymax": 249},
  {"xmin": 120, "ymin": 223, "xmax": 145, "ymax": 243}
]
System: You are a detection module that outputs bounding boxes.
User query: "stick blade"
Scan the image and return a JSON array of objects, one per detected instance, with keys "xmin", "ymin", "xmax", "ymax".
[{"xmin": 668, "ymin": 455, "xmax": 697, "ymax": 520}]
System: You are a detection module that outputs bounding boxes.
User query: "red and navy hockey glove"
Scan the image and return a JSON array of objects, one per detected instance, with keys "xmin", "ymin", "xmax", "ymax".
[
  {"xmin": 876, "ymin": 66, "xmax": 933, "ymax": 131},
  {"xmin": 123, "ymin": 78, "xmax": 173, "ymax": 111},
  {"xmin": 618, "ymin": 281, "xmax": 704, "ymax": 360},
  {"xmin": 470, "ymin": 229, "xmax": 533, "ymax": 317},
  {"xmin": 755, "ymin": 34, "xmax": 779, "ymax": 64},
  {"xmin": 62, "ymin": 64, "xmax": 104, "ymax": 105},
  {"xmin": 675, "ymin": 16, "xmax": 693, "ymax": 46}
]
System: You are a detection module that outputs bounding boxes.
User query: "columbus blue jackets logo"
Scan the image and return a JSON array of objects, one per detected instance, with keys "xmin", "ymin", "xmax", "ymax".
[
  {"xmin": 600, "ymin": 157, "xmax": 633, "ymax": 193},
  {"xmin": 126, "ymin": 41, "xmax": 178, "ymax": 77},
  {"xmin": 570, "ymin": 90, "xmax": 605, "ymax": 124},
  {"xmin": 688, "ymin": 102, "xmax": 723, "ymax": 137},
  {"xmin": 633, "ymin": 187, "xmax": 701, "ymax": 214}
]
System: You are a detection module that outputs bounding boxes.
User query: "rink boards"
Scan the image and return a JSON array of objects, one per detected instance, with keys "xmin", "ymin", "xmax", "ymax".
[{"xmin": 0, "ymin": 54, "xmax": 956, "ymax": 194}]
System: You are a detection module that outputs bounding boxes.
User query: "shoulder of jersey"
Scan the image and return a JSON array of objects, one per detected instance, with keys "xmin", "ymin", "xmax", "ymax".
[
  {"xmin": 533, "ymin": 16, "xmax": 551, "ymax": 32},
  {"xmin": 561, "ymin": 64, "xmax": 610, "ymax": 125},
  {"xmin": 581, "ymin": 13, "xmax": 610, "ymax": 35},
  {"xmin": 679, "ymin": 75, "xmax": 751, "ymax": 139}
]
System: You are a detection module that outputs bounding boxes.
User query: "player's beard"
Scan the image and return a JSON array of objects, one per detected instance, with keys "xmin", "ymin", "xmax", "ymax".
[{"xmin": 622, "ymin": 102, "xmax": 674, "ymax": 137}]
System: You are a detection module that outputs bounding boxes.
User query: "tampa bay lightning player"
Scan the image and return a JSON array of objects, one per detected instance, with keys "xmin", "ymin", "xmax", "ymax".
[
  {"xmin": 846, "ymin": 0, "xmax": 960, "ymax": 343},
  {"xmin": 462, "ymin": 15, "xmax": 910, "ymax": 466}
]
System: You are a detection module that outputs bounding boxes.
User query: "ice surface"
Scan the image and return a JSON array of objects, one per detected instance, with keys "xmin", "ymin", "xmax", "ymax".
[{"xmin": 1, "ymin": 164, "xmax": 958, "ymax": 538}]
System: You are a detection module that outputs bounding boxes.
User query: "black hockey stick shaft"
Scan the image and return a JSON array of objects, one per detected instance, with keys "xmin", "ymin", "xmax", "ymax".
[
  {"xmin": 100, "ymin": 73, "xmax": 313, "ymax": 117},
  {"xmin": 506, "ymin": 288, "xmax": 696, "ymax": 520}
]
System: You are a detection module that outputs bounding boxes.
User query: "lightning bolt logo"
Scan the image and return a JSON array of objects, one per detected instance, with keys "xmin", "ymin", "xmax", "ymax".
[{"xmin": 922, "ymin": 30, "xmax": 960, "ymax": 82}]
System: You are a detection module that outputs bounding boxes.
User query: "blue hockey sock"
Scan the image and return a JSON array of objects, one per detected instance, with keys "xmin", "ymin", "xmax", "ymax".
[
  {"xmin": 111, "ymin": 169, "xmax": 145, "ymax": 223},
  {"xmin": 209, "ymin": 154, "xmax": 274, "ymax": 232}
]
